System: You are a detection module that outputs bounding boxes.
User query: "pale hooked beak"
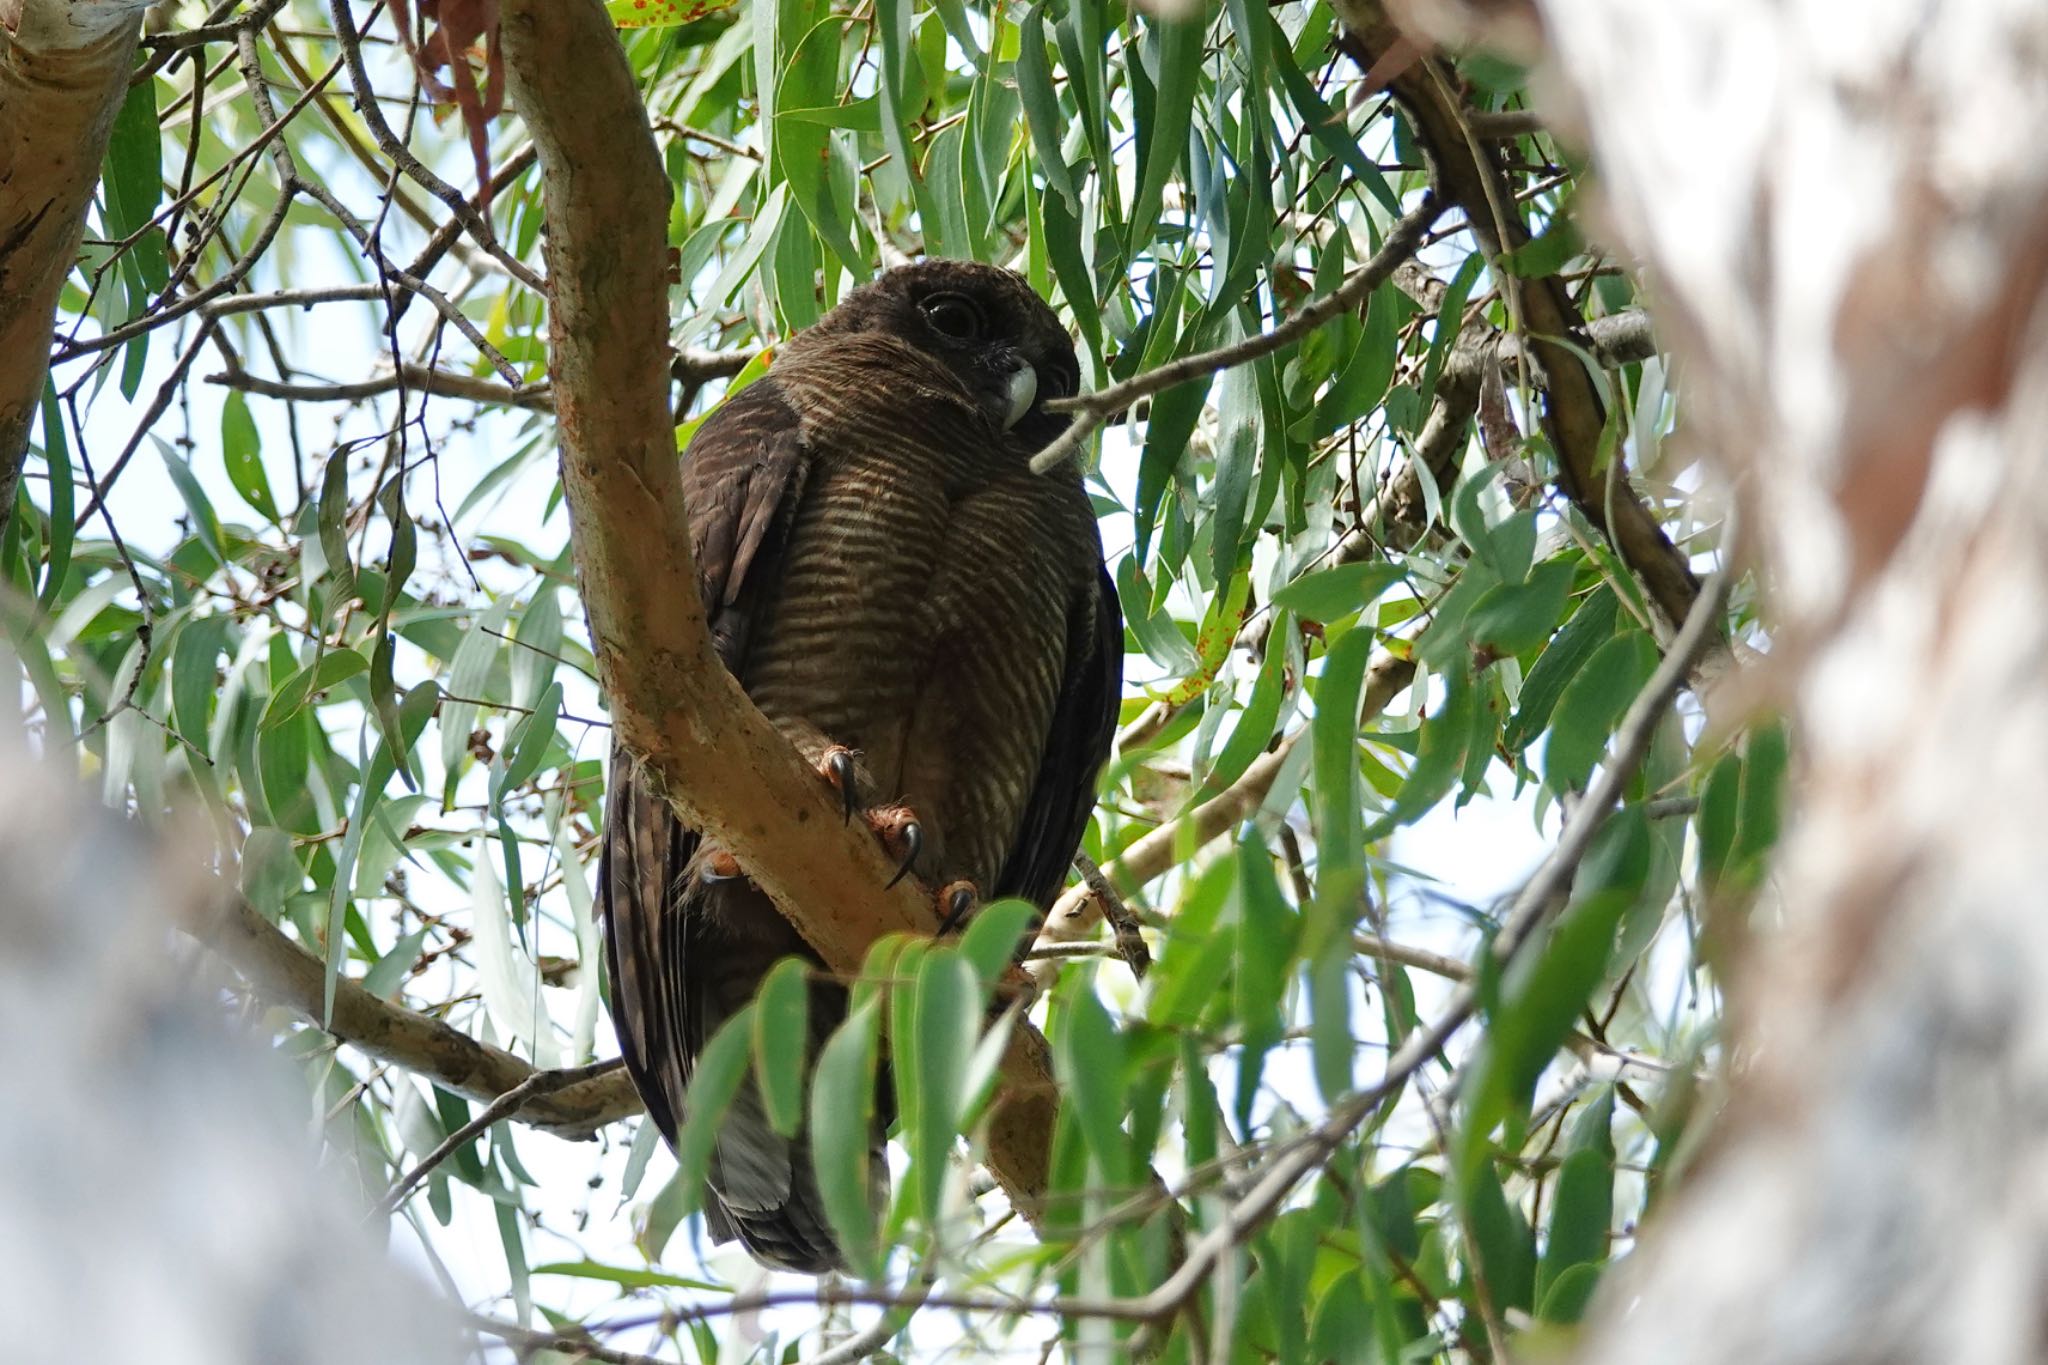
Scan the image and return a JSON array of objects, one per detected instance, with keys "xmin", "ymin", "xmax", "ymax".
[{"xmin": 1002, "ymin": 363, "xmax": 1038, "ymax": 431}]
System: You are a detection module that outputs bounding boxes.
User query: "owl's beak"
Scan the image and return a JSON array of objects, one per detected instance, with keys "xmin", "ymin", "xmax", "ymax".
[{"xmin": 1001, "ymin": 363, "xmax": 1038, "ymax": 431}]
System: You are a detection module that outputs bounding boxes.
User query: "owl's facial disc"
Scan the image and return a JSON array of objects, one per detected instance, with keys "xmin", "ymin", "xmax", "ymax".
[{"xmin": 1002, "ymin": 363, "xmax": 1038, "ymax": 431}]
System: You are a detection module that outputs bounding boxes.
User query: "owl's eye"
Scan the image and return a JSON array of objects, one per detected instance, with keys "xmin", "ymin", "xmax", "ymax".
[{"xmin": 920, "ymin": 292, "xmax": 986, "ymax": 342}]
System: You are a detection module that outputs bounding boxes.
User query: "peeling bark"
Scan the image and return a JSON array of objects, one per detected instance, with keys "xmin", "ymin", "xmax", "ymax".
[{"xmin": 1509, "ymin": 1, "xmax": 2048, "ymax": 1357}]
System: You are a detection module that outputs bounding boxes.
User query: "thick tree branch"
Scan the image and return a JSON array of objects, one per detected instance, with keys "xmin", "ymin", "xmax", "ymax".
[
  {"xmin": 200, "ymin": 892, "xmax": 641, "ymax": 1138},
  {"xmin": 1334, "ymin": 2, "xmax": 1701, "ymax": 631},
  {"xmin": 495, "ymin": 0, "xmax": 1067, "ymax": 1225},
  {"xmin": 0, "ymin": 0, "xmax": 155, "ymax": 534}
]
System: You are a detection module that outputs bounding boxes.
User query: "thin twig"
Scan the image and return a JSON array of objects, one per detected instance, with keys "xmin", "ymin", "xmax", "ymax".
[
  {"xmin": 1027, "ymin": 193, "xmax": 1446, "ymax": 473},
  {"xmin": 205, "ymin": 361, "xmax": 551, "ymax": 411},
  {"xmin": 1074, "ymin": 852, "xmax": 1150, "ymax": 980},
  {"xmin": 327, "ymin": 0, "xmax": 545, "ymax": 294},
  {"xmin": 378, "ymin": 1056, "xmax": 623, "ymax": 1216}
]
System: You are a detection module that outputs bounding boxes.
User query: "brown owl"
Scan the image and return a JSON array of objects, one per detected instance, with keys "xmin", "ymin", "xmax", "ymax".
[{"xmin": 601, "ymin": 260, "xmax": 1123, "ymax": 1272}]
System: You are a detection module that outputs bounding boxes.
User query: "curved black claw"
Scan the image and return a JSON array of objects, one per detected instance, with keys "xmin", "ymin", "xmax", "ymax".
[
  {"xmin": 883, "ymin": 821, "xmax": 923, "ymax": 890},
  {"xmin": 937, "ymin": 882, "xmax": 977, "ymax": 935},
  {"xmin": 823, "ymin": 748, "xmax": 860, "ymax": 824}
]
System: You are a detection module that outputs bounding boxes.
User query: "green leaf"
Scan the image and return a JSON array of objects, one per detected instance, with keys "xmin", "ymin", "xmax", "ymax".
[
  {"xmin": 158, "ymin": 443, "xmax": 225, "ymax": 568},
  {"xmin": 752, "ymin": 956, "xmax": 811, "ymax": 1139},
  {"xmin": 171, "ymin": 614, "xmax": 229, "ymax": 746},
  {"xmin": 1306, "ymin": 284, "xmax": 1401, "ymax": 439},
  {"xmin": 439, "ymin": 597, "xmax": 515, "ymax": 794},
  {"xmin": 1505, "ymin": 585, "xmax": 1619, "ymax": 751},
  {"xmin": 1308, "ymin": 928, "xmax": 1353, "ymax": 1104},
  {"xmin": 530, "ymin": 1260, "xmax": 726, "ymax": 1292},
  {"xmin": 1265, "ymin": 13, "xmax": 1397, "ymax": 213},
  {"xmin": 1127, "ymin": 10, "xmax": 1201, "ymax": 253},
  {"xmin": 809, "ymin": 1000, "xmax": 884, "ymax": 1278},
  {"xmin": 101, "ymin": 72, "xmax": 167, "ymax": 292},
  {"xmin": 1465, "ymin": 559, "xmax": 1575, "ymax": 656},
  {"xmin": 1463, "ymin": 1156, "xmax": 1536, "ymax": 1313},
  {"xmin": 1734, "ymin": 720, "xmax": 1788, "ymax": 874},
  {"xmin": 493, "ymin": 680, "xmax": 562, "ymax": 801},
  {"xmin": 1313, "ymin": 627, "xmax": 1377, "ymax": 883},
  {"xmin": 511, "ymin": 589, "xmax": 563, "ymax": 712},
  {"xmin": 1210, "ymin": 338, "xmax": 1262, "ymax": 583},
  {"xmin": 1695, "ymin": 749, "xmax": 1742, "ymax": 892},
  {"xmin": 1117, "ymin": 556, "xmax": 1201, "ymax": 675},
  {"xmin": 1135, "ymin": 376, "xmax": 1211, "ymax": 561},
  {"xmin": 262, "ymin": 647, "xmax": 368, "ymax": 729},
  {"xmin": 36, "ymin": 387, "xmax": 71, "ymax": 611},
  {"xmin": 1463, "ymin": 813, "xmax": 1646, "ymax": 1166},
  {"xmin": 672, "ymin": 1005, "xmax": 757, "ymax": 1216},
  {"xmin": 1543, "ymin": 629, "xmax": 1659, "ymax": 794},
  {"xmin": 239, "ymin": 826, "xmax": 301, "ymax": 920},
  {"xmin": 1536, "ymin": 1146, "xmax": 1613, "ymax": 1313},
  {"xmin": 1538, "ymin": 1261, "xmax": 1604, "ymax": 1325},
  {"xmin": 1364, "ymin": 655, "xmax": 1477, "ymax": 839},
  {"xmin": 322, "ymin": 727, "xmax": 376, "ymax": 1024},
  {"xmin": 1500, "ymin": 213, "xmax": 1584, "ymax": 279},
  {"xmin": 1057, "ymin": 974, "xmax": 1131, "ymax": 1183},
  {"xmin": 1271, "ymin": 562, "xmax": 1404, "ymax": 625},
  {"xmin": 363, "ymin": 926, "xmax": 431, "ymax": 999},
  {"xmin": 220, "ymin": 391, "xmax": 278, "ymax": 523},
  {"xmin": 1017, "ymin": 8, "xmax": 1077, "ymax": 208},
  {"xmin": 315, "ymin": 450, "xmax": 356, "ymax": 606},
  {"xmin": 1419, "ymin": 252, "xmax": 1486, "ymax": 408},
  {"xmin": 907, "ymin": 949, "xmax": 979, "ymax": 1221},
  {"xmin": 1204, "ymin": 624, "xmax": 1287, "ymax": 790},
  {"xmin": 955, "ymin": 897, "xmax": 1039, "ymax": 989}
]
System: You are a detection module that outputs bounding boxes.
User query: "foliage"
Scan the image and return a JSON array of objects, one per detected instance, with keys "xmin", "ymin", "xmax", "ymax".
[{"xmin": 8, "ymin": 0, "xmax": 1768, "ymax": 1360}]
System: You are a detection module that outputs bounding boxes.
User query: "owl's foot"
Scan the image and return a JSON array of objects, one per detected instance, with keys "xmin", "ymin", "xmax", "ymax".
[
  {"xmin": 936, "ymin": 880, "xmax": 979, "ymax": 935},
  {"xmin": 817, "ymin": 745, "xmax": 862, "ymax": 824},
  {"xmin": 865, "ymin": 805, "xmax": 923, "ymax": 888}
]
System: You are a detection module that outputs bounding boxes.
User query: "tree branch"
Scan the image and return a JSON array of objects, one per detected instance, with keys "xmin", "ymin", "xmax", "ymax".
[
  {"xmin": 496, "ymin": 0, "xmax": 1068, "ymax": 1226},
  {"xmin": 0, "ymin": 0, "xmax": 155, "ymax": 535},
  {"xmin": 1028, "ymin": 193, "xmax": 1447, "ymax": 473},
  {"xmin": 198, "ymin": 892, "xmax": 641, "ymax": 1138},
  {"xmin": 378, "ymin": 1056, "xmax": 624, "ymax": 1216},
  {"xmin": 206, "ymin": 360, "xmax": 553, "ymax": 411},
  {"xmin": 1334, "ymin": 3, "xmax": 1701, "ymax": 631}
]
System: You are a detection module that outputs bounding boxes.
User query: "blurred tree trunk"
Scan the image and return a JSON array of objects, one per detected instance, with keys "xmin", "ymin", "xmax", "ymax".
[
  {"xmin": 1497, "ymin": 0, "xmax": 2048, "ymax": 1357},
  {"xmin": 0, "ymin": 0, "xmax": 152, "ymax": 529}
]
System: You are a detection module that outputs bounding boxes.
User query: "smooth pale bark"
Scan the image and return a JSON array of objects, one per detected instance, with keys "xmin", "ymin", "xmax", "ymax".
[
  {"xmin": 1502, "ymin": 1, "xmax": 2048, "ymax": 1357},
  {"xmin": 0, "ymin": 0, "xmax": 153, "ymax": 529}
]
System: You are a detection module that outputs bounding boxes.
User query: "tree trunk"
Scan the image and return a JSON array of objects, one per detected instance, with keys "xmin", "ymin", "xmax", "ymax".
[
  {"xmin": 0, "ymin": 0, "xmax": 152, "ymax": 531},
  {"xmin": 1515, "ymin": 0, "xmax": 2048, "ymax": 1357}
]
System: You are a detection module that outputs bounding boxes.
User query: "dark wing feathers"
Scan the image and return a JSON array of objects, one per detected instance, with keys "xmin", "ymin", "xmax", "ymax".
[
  {"xmin": 993, "ymin": 563, "xmax": 1124, "ymax": 908},
  {"xmin": 681, "ymin": 379, "xmax": 809, "ymax": 667},
  {"xmin": 601, "ymin": 378, "xmax": 847, "ymax": 1271}
]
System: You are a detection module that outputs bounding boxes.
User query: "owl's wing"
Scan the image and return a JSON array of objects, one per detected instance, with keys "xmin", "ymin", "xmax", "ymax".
[
  {"xmin": 994, "ymin": 563, "xmax": 1125, "ymax": 908},
  {"xmin": 600, "ymin": 377, "xmax": 808, "ymax": 1138}
]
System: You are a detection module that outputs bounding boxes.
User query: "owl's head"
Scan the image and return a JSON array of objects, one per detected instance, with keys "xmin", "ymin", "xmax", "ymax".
[{"xmin": 799, "ymin": 260, "xmax": 1081, "ymax": 445}]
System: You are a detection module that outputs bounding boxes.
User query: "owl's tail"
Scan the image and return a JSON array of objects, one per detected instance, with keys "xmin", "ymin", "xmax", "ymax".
[
  {"xmin": 601, "ymin": 756, "xmax": 886, "ymax": 1274},
  {"xmin": 692, "ymin": 890, "xmax": 876, "ymax": 1275}
]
